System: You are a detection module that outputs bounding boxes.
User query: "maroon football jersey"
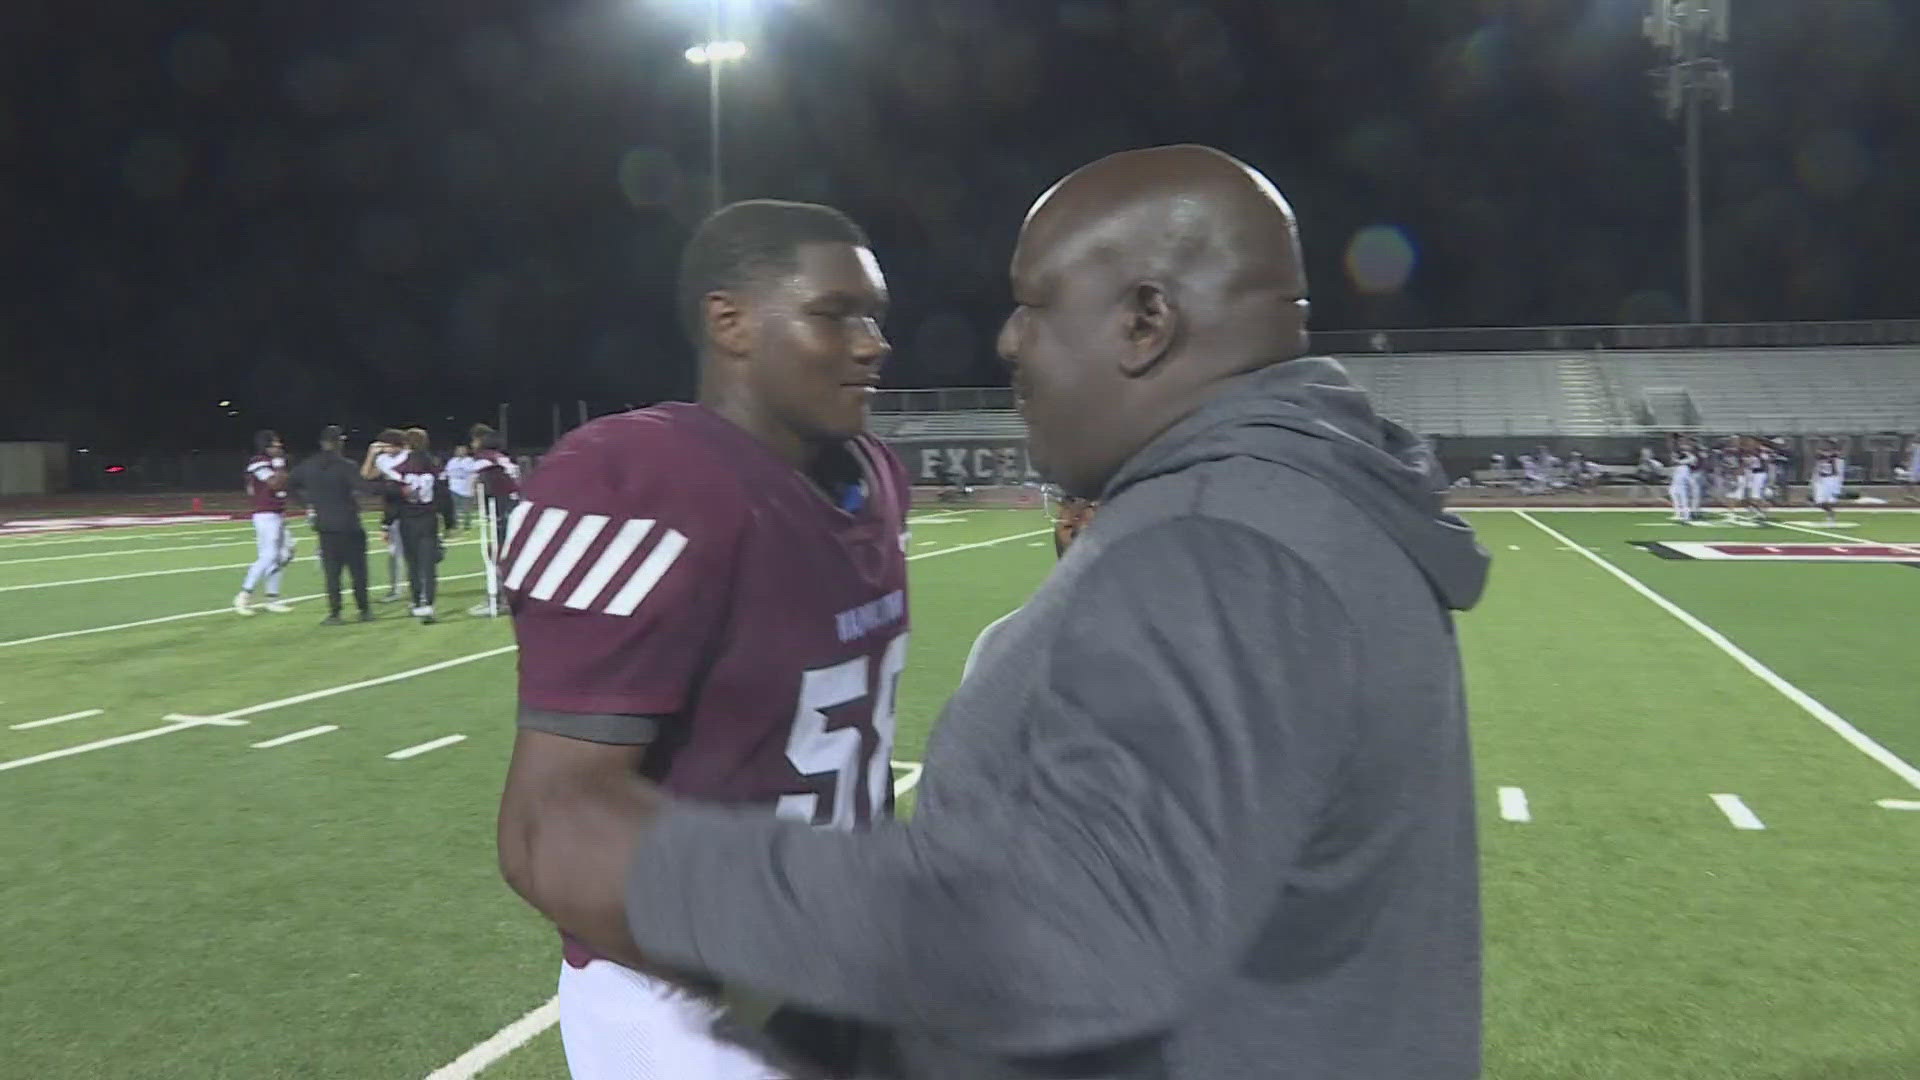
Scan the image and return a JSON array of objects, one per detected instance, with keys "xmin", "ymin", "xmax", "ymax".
[
  {"xmin": 377, "ymin": 451, "xmax": 439, "ymax": 514},
  {"xmin": 474, "ymin": 449, "xmax": 520, "ymax": 499},
  {"xmin": 507, "ymin": 403, "xmax": 911, "ymax": 826},
  {"xmin": 245, "ymin": 455, "xmax": 287, "ymax": 514}
]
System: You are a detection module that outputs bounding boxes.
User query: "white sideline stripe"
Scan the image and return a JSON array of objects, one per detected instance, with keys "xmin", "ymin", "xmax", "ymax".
[
  {"xmin": 1772, "ymin": 519, "xmax": 1920, "ymax": 556},
  {"xmin": 891, "ymin": 759, "xmax": 925, "ymax": 797},
  {"xmin": 564, "ymin": 518, "xmax": 651, "ymax": 610},
  {"xmin": 9, "ymin": 708, "xmax": 104, "ymax": 731},
  {"xmin": 1877, "ymin": 799, "xmax": 1920, "ymax": 811},
  {"xmin": 529, "ymin": 514, "xmax": 608, "ymax": 600},
  {"xmin": 0, "ymin": 525, "xmax": 256, "ymax": 549},
  {"xmin": 503, "ymin": 507, "xmax": 567, "ymax": 590},
  {"xmin": 0, "ymin": 571, "xmax": 486, "ymax": 651},
  {"xmin": 604, "ymin": 529, "xmax": 688, "ymax": 617},
  {"xmin": 0, "ymin": 540, "xmax": 480, "ymax": 593},
  {"xmin": 423, "ymin": 997, "xmax": 560, "ymax": 1080},
  {"xmin": 250, "ymin": 725, "xmax": 338, "ymax": 749},
  {"xmin": 1518, "ymin": 511, "xmax": 1920, "ymax": 791},
  {"xmin": 0, "ymin": 538, "xmax": 255, "ymax": 565},
  {"xmin": 1710, "ymin": 793, "xmax": 1766, "ymax": 830},
  {"xmin": 387, "ymin": 734, "xmax": 466, "ymax": 760},
  {"xmin": 0, "ymin": 716, "xmax": 240, "ymax": 773},
  {"xmin": 905, "ymin": 528, "xmax": 1051, "ymax": 561},
  {"xmin": 1497, "ymin": 786, "xmax": 1531, "ymax": 823}
]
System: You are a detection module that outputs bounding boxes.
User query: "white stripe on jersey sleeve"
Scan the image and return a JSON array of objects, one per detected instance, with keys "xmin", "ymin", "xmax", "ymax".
[
  {"xmin": 564, "ymin": 518, "xmax": 654, "ymax": 611},
  {"xmin": 503, "ymin": 499, "xmax": 534, "ymax": 550},
  {"xmin": 504, "ymin": 507, "xmax": 569, "ymax": 590},
  {"xmin": 530, "ymin": 514, "xmax": 609, "ymax": 601},
  {"xmin": 602, "ymin": 529, "xmax": 689, "ymax": 617}
]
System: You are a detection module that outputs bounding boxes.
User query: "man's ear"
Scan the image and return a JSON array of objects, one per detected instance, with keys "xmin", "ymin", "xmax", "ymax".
[
  {"xmin": 1117, "ymin": 281, "xmax": 1177, "ymax": 378},
  {"xmin": 704, "ymin": 291, "xmax": 751, "ymax": 357}
]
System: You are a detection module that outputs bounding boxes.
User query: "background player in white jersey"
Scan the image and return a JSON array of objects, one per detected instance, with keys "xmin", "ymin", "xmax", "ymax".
[
  {"xmin": 1905, "ymin": 435, "xmax": 1920, "ymax": 503},
  {"xmin": 444, "ymin": 444, "xmax": 479, "ymax": 531},
  {"xmin": 1667, "ymin": 437, "xmax": 1701, "ymax": 522},
  {"xmin": 497, "ymin": 200, "xmax": 907, "ymax": 1079},
  {"xmin": 1809, "ymin": 441, "xmax": 1846, "ymax": 524},
  {"xmin": 233, "ymin": 430, "xmax": 295, "ymax": 615},
  {"xmin": 1738, "ymin": 437, "xmax": 1773, "ymax": 523}
]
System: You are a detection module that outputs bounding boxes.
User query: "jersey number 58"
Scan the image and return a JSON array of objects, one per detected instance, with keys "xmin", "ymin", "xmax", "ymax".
[{"xmin": 777, "ymin": 632, "xmax": 908, "ymax": 832}]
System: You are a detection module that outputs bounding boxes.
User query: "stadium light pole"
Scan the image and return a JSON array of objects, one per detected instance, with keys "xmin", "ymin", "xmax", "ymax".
[
  {"xmin": 684, "ymin": 0, "xmax": 749, "ymax": 213},
  {"xmin": 1645, "ymin": 0, "xmax": 1733, "ymax": 325}
]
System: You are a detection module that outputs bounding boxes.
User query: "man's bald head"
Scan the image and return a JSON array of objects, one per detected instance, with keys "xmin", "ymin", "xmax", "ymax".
[{"xmin": 998, "ymin": 145, "xmax": 1312, "ymax": 497}]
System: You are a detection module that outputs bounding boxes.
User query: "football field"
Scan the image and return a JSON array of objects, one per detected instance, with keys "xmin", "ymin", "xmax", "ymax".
[{"xmin": 2, "ymin": 506, "xmax": 1916, "ymax": 1078}]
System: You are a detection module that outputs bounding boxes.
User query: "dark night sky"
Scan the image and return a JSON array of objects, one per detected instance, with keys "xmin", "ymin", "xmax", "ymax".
[{"xmin": 4, "ymin": 0, "xmax": 1917, "ymax": 449}]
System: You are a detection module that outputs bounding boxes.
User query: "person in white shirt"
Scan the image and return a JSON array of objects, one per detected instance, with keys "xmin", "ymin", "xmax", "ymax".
[{"xmin": 445, "ymin": 444, "xmax": 480, "ymax": 531}]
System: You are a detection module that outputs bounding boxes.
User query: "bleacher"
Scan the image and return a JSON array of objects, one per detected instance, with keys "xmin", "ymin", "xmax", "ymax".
[
  {"xmin": 871, "ymin": 410, "xmax": 1026, "ymax": 439},
  {"xmin": 1333, "ymin": 346, "xmax": 1920, "ymax": 436}
]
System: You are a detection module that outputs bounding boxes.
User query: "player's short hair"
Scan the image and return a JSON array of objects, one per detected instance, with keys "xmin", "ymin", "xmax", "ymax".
[
  {"xmin": 403, "ymin": 427, "xmax": 429, "ymax": 451},
  {"xmin": 676, "ymin": 199, "xmax": 869, "ymax": 349},
  {"xmin": 476, "ymin": 431, "xmax": 506, "ymax": 452},
  {"xmin": 377, "ymin": 427, "xmax": 409, "ymax": 446},
  {"xmin": 253, "ymin": 429, "xmax": 280, "ymax": 453},
  {"xmin": 469, "ymin": 422, "xmax": 494, "ymax": 441},
  {"xmin": 318, "ymin": 425, "xmax": 343, "ymax": 449}
]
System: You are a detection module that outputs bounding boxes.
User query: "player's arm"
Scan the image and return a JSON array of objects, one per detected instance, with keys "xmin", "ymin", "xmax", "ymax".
[
  {"xmin": 493, "ymin": 425, "xmax": 740, "ymax": 969},
  {"xmin": 499, "ymin": 726, "xmax": 660, "ymax": 972},
  {"xmin": 606, "ymin": 520, "xmax": 1357, "ymax": 1056}
]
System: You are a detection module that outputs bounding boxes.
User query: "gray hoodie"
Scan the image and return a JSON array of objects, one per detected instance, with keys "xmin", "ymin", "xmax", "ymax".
[{"xmin": 625, "ymin": 356, "xmax": 1490, "ymax": 1079}]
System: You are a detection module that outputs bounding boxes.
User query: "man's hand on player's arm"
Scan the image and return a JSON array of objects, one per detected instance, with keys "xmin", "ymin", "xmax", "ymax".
[{"xmin": 497, "ymin": 727, "xmax": 668, "ymax": 973}]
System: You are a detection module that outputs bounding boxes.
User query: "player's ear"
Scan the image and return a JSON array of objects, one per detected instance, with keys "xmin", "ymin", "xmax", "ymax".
[
  {"xmin": 1116, "ymin": 281, "xmax": 1176, "ymax": 378},
  {"xmin": 704, "ymin": 290, "xmax": 751, "ymax": 357}
]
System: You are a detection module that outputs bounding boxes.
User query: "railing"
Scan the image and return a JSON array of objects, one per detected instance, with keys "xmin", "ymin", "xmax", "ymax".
[{"xmin": 1311, "ymin": 319, "xmax": 1920, "ymax": 355}]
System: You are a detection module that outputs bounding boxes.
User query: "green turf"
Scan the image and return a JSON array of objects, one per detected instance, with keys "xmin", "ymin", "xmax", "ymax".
[{"xmin": 2, "ymin": 506, "xmax": 1915, "ymax": 1078}]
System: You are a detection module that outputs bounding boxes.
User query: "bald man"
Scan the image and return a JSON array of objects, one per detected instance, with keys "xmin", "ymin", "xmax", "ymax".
[{"xmin": 511, "ymin": 146, "xmax": 1490, "ymax": 1079}]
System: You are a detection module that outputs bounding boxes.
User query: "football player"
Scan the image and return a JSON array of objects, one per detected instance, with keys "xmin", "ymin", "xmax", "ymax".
[
  {"xmin": 467, "ymin": 426, "xmax": 523, "ymax": 617},
  {"xmin": 1738, "ymin": 436, "xmax": 1773, "ymax": 523},
  {"xmin": 374, "ymin": 428, "xmax": 444, "ymax": 624},
  {"xmin": 362, "ymin": 431, "xmax": 412, "ymax": 603},
  {"xmin": 232, "ymin": 430, "xmax": 295, "ymax": 615},
  {"xmin": 1810, "ymin": 440, "xmax": 1845, "ymax": 524},
  {"xmin": 1667, "ymin": 435, "xmax": 1701, "ymax": 523},
  {"xmin": 496, "ymin": 199, "xmax": 908, "ymax": 1079}
]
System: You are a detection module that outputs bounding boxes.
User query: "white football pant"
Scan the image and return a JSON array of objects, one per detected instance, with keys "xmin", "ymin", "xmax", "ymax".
[
  {"xmin": 557, "ymin": 960, "xmax": 788, "ymax": 1080},
  {"xmin": 240, "ymin": 512, "xmax": 294, "ymax": 593}
]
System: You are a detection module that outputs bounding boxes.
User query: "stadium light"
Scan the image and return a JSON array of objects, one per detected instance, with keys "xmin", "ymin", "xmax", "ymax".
[
  {"xmin": 684, "ymin": 40, "xmax": 747, "ymax": 64},
  {"xmin": 1645, "ymin": 0, "xmax": 1734, "ymax": 324},
  {"xmin": 217, "ymin": 399, "xmax": 232, "ymax": 407}
]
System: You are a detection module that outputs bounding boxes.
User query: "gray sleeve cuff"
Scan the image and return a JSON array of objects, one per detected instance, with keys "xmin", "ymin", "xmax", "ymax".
[{"xmin": 516, "ymin": 704, "xmax": 661, "ymax": 745}]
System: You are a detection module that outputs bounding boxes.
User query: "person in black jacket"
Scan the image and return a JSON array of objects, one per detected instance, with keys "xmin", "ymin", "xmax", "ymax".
[{"xmin": 288, "ymin": 425, "xmax": 373, "ymax": 624}]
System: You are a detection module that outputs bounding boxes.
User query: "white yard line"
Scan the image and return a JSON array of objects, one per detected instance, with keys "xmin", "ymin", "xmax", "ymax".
[
  {"xmin": 1877, "ymin": 799, "xmax": 1920, "ymax": 811},
  {"xmin": 387, "ymin": 734, "xmax": 467, "ymax": 760},
  {"xmin": 250, "ymin": 725, "xmax": 338, "ymax": 749},
  {"xmin": 0, "ymin": 525, "xmax": 256, "ymax": 550},
  {"xmin": 0, "ymin": 716, "xmax": 241, "ymax": 774},
  {"xmin": 0, "ymin": 539, "xmax": 256, "ymax": 566},
  {"xmin": 1, "ymin": 540, "xmax": 480, "ymax": 592},
  {"xmin": 891, "ymin": 759, "xmax": 925, "ymax": 797},
  {"xmin": 423, "ymin": 998, "xmax": 560, "ymax": 1080},
  {"xmin": 9, "ymin": 708, "xmax": 104, "ymax": 731},
  {"xmin": 905, "ymin": 529, "xmax": 1050, "ymax": 561},
  {"xmin": 171, "ymin": 646, "xmax": 517, "ymax": 723},
  {"xmin": 1497, "ymin": 786, "xmax": 1531, "ymax": 823},
  {"xmin": 1456, "ymin": 506, "xmax": 1920, "ymax": 513},
  {"xmin": 1517, "ymin": 510, "xmax": 1920, "ymax": 791},
  {"xmin": 1710, "ymin": 793, "xmax": 1766, "ymax": 830},
  {"xmin": 0, "ymin": 571, "xmax": 488, "ymax": 650}
]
